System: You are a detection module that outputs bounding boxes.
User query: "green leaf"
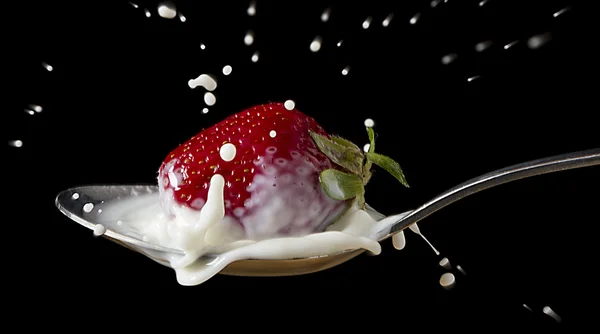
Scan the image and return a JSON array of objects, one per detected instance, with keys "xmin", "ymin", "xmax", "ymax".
[
  {"xmin": 366, "ymin": 127, "xmax": 375, "ymax": 153},
  {"xmin": 319, "ymin": 169, "xmax": 365, "ymax": 201},
  {"xmin": 330, "ymin": 135, "xmax": 361, "ymax": 152},
  {"xmin": 365, "ymin": 152, "xmax": 409, "ymax": 188},
  {"xmin": 309, "ymin": 131, "xmax": 364, "ymax": 175}
]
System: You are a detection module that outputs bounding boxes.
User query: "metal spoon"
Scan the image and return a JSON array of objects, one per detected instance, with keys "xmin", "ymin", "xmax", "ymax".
[{"xmin": 55, "ymin": 148, "xmax": 600, "ymax": 277}]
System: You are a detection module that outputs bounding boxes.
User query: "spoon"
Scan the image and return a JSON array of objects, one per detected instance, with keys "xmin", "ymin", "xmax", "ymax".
[{"xmin": 55, "ymin": 148, "xmax": 600, "ymax": 277}]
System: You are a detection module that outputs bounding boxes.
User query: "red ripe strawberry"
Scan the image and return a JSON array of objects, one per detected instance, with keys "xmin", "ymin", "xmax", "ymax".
[
  {"xmin": 158, "ymin": 102, "xmax": 409, "ymax": 240},
  {"xmin": 158, "ymin": 102, "xmax": 346, "ymax": 239}
]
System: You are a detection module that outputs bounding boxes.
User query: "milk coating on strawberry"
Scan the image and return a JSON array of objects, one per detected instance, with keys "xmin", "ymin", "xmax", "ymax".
[{"xmin": 158, "ymin": 102, "xmax": 349, "ymax": 240}]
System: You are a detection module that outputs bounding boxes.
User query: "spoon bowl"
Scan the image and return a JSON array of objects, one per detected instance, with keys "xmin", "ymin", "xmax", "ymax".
[{"xmin": 55, "ymin": 148, "xmax": 600, "ymax": 277}]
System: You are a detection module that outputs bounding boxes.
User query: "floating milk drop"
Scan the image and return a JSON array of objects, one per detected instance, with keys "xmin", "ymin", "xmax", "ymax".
[
  {"xmin": 341, "ymin": 66, "xmax": 350, "ymax": 75},
  {"xmin": 542, "ymin": 306, "xmax": 562, "ymax": 323},
  {"xmin": 504, "ymin": 40, "xmax": 518, "ymax": 49},
  {"xmin": 284, "ymin": 100, "xmax": 295, "ymax": 110},
  {"xmin": 42, "ymin": 62, "xmax": 53, "ymax": 71},
  {"xmin": 310, "ymin": 36, "xmax": 322, "ymax": 52},
  {"xmin": 222, "ymin": 65, "xmax": 232, "ymax": 76},
  {"xmin": 9, "ymin": 140, "xmax": 23, "ymax": 148},
  {"xmin": 157, "ymin": 2, "xmax": 176, "ymax": 19},
  {"xmin": 439, "ymin": 273, "xmax": 456, "ymax": 289},
  {"xmin": 364, "ymin": 118, "xmax": 375, "ymax": 127},
  {"xmin": 251, "ymin": 52, "xmax": 259, "ymax": 62},
  {"xmin": 527, "ymin": 33, "xmax": 552, "ymax": 49},
  {"xmin": 269, "ymin": 130, "xmax": 277, "ymax": 138},
  {"xmin": 321, "ymin": 8, "xmax": 330, "ymax": 22},
  {"xmin": 409, "ymin": 13, "xmax": 420, "ymax": 25},
  {"xmin": 244, "ymin": 31, "xmax": 254, "ymax": 46},
  {"xmin": 362, "ymin": 17, "xmax": 372, "ymax": 29},
  {"xmin": 475, "ymin": 40, "xmax": 492, "ymax": 52},
  {"xmin": 553, "ymin": 7, "xmax": 570, "ymax": 18},
  {"xmin": 441, "ymin": 53, "xmax": 457, "ymax": 65},
  {"xmin": 247, "ymin": 1, "xmax": 256, "ymax": 16},
  {"xmin": 188, "ymin": 74, "xmax": 217, "ymax": 91},
  {"xmin": 204, "ymin": 92, "xmax": 217, "ymax": 106},
  {"xmin": 382, "ymin": 14, "xmax": 393, "ymax": 27},
  {"xmin": 202, "ymin": 108, "xmax": 209, "ymax": 114},
  {"xmin": 439, "ymin": 257, "xmax": 451, "ymax": 269}
]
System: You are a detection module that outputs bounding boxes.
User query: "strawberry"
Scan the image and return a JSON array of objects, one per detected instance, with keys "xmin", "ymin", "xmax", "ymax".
[{"xmin": 158, "ymin": 102, "xmax": 408, "ymax": 240}]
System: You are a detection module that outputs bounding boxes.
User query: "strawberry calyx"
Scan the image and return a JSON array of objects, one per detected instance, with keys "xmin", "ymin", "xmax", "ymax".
[{"xmin": 309, "ymin": 127, "xmax": 409, "ymax": 209}]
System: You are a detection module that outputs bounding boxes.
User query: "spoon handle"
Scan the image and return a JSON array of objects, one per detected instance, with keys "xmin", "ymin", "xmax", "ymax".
[{"xmin": 379, "ymin": 148, "xmax": 600, "ymax": 239}]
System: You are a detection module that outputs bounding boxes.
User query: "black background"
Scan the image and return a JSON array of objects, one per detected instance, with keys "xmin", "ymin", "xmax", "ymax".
[{"xmin": 7, "ymin": 0, "xmax": 598, "ymax": 329}]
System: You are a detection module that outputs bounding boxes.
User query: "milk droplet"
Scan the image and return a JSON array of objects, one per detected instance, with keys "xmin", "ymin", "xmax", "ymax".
[
  {"xmin": 408, "ymin": 223, "xmax": 440, "ymax": 255},
  {"xmin": 8, "ymin": 140, "xmax": 23, "ymax": 148},
  {"xmin": 341, "ymin": 66, "xmax": 350, "ymax": 75},
  {"xmin": 117, "ymin": 220, "xmax": 123, "ymax": 226},
  {"xmin": 523, "ymin": 304, "xmax": 532, "ymax": 311},
  {"xmin": 441, "ymin": 53, "xmax": 457, "ymax": 65},
  {"xmin": 475, "ymin": 40, "xmax": 492, "ymax": 52},
  {"xmin": 247, "ymin": 1, "xmax": 256, "ymax": 16},
  {"xmin": 200, "ymin": 43, "xmax": 206, "ymax": 50},
  {"xmin": 362, "ymin": 16, "xmax": 372, "ymax": 29},
  {"xmin": 202, "ymin": 108, "xmax": 209, "ymax": 114},
  {"xmin": 251, "ymin": 51, "xmax": 259, "ymax": 62},
  {"xmin": 439, "ymin": 257, "xmax": 451, "ymax": 269},
  {"xmin": 244, "ymin": 31, "xmax": 254, "ymax": 46},
  {"xmin": 456, "ymin": 265, "xmax": 467, "ymax": 275},
  {"xmin": 284, "ymin": 100, "xmax": 295, "ymax": 110},
  {"xmin": 363, "ymin": 143, "xmax": 370, "ymax": 152},
  {"xmin": 129, "ymin": 2, "xmax": 138, "ymax": 8},
  {"xmin": 479, "ymin": 0, "xmax": 489, "ymax": 7},
  {"xmin": 467, "ymin": 75, "xmax": 481, "ymax": 82},
  {"xmin": 504, "ymin": 40, "xmax": 518, "ymax": 49},
  {"xmin": 42, "ymin": 62, "xmax": 53, "ymax": 71},
  {"xmin": 220, "ymin": 143, "xmax": 237, "ymax": 162},
  {"xmin": 93, "ymin": 224, "xmax": 106, "ymax": 236},
  {"xmin": 321, "ymin": 8, "xmax": 330, "ymax": 22},
  {"xmin": 71, "ymin": 193, "xmax": 80, "ymax": 200},
  {"xmin": 542, "ymin": 306, "xmax": 562, "ymax": 323},
  {"xmin": 157, "ymin": 2, "xmax": 176, "ymax": 19},
  {"xmin": 337, "ymin": 40, "xmax": 343, "ymax": 47},
  {"xmin": 310, "ymin": 36, "xmax": 322, "ymax": 52},
  {"xmin": 430, "ymin": 0, "xmax": 441, "ymax": 8},
  {"xmin": 527, "ymin": 33, "xmax": 552, "ymax": 50},
  {"xmin": 30, "ymin": 104, "xmax": 43, "ymax": 112},
  {"xmin": 382, "ymin": 13, "xmax": 393, "ymax": 27},
  {"xmin": 269, "ymin": 130, "xmax": 277, "ymax": 138},
  {"xmin": 204, "ymin": 92, "xmax": 217, "ymax": 106},
  {"xmin": 553, "ymin": 7, "xmax": 570, "ymax": 18},
  {"xmin": 188, "ymin": 74, "xmax": 217, "ymax": 91},
  {"xmin": 439, "ymin": 273, "xmax": 456, "ymax": 289},
  {"xmin": 144, "ymin": 9, "xmax": 151, "ymax": 17},
  {"xmin": 178, "ymin": 13, "xmax": 186, "ymax": 22},
  {"xmin": 24, "ymin": 109, "xmax": 35, "ymax": 115},
  {"xmin": 392, "ymin": 230, "xmax": 406, "ymax": 250},
  {"xmin": 409, "ymin": 13, "xmax": 420, "ymax": 25},
  {"xmin": 222, "ymin": 65, "xmax": 232, "ymax": 76},
  {"xmin": 364, "ymin": 118, "xmax": 375, "ymax": 127},
  {"xmin": 83, "ymin": 203, "xmax": 94, "ymax": 213}
]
